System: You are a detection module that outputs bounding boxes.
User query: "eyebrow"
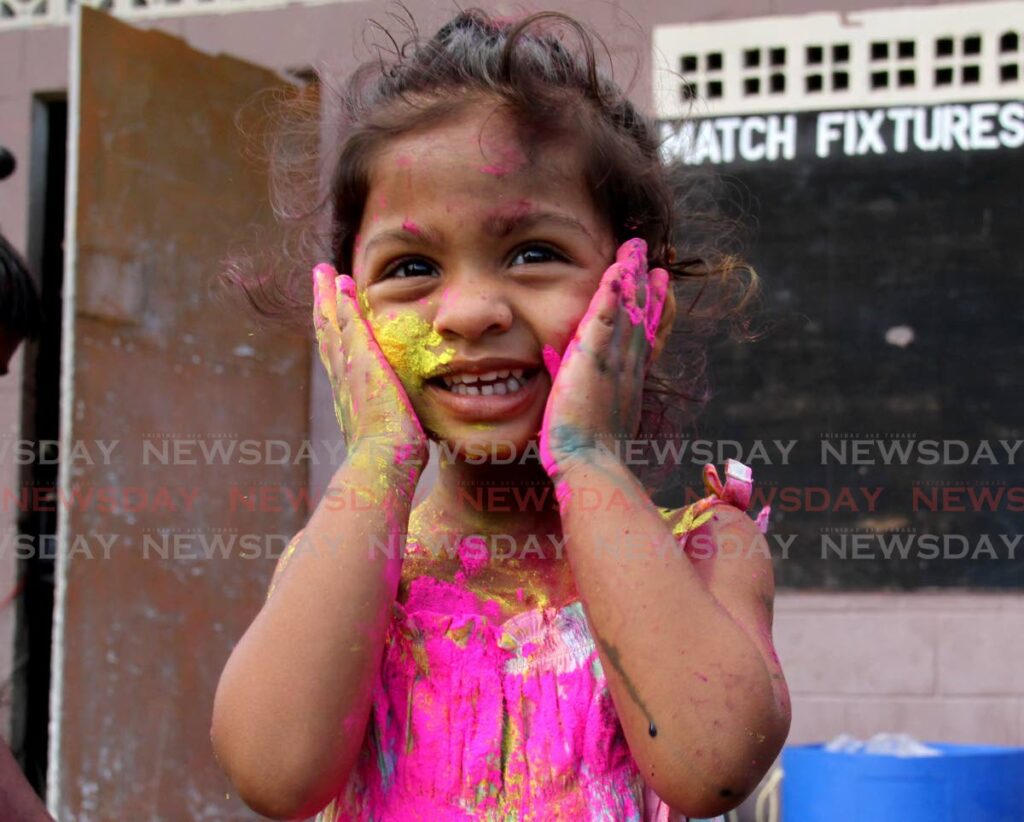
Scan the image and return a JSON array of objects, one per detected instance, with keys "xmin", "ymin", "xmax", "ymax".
[
  {"xmin": 481, "ymin": 209, "xmax": 596, "ymax": 243},
  {"xmin": 361, "ymin": 209, "xmax": 596, "ymax": 257},
  {"xmin": 362, "ymin": 223, "xmax": 446, "ymax": 256}
]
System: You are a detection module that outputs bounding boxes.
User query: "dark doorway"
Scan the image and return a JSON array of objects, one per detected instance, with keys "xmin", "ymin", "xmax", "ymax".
[{"xmin": 11, "ymin": 94, "xmax": 66, "ymax": 800}]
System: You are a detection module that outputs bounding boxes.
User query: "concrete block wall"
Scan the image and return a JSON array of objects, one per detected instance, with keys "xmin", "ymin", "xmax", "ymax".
[{"xmin": 777, "ymin": 592, "xmax": 1024, "ymax": 746}]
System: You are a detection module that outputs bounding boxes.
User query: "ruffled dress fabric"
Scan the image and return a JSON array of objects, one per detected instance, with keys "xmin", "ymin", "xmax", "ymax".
[{"xmin": 317, "ymin": 460, "xmax": 768, "ymax": 821}]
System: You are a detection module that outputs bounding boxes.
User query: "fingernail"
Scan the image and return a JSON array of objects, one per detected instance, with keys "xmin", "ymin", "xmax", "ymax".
[
  {"xmin": 335, "ymin": 274, "xmax": 357, "ymax": 298},
  {"xmin": 313, "ymin": 262, "xmax": 335, "ymax": 283},
  {"xmin": 618, "ymin": 237, "xmax": 647, "ymax": 266}
]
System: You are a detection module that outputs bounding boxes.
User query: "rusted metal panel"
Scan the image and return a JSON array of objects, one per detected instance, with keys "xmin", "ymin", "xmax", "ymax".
[{"xmin": 54, "ymin": 8, "xmax": 308, "ymax": 819}]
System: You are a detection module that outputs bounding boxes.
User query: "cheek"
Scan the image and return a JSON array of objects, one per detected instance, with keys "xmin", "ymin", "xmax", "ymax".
[
  {"xmin": 365, "ymin": 305, "xmax": 454, "ymax": 388},
  {"xmin": 538, "ymin": 291, "xmax": 592, "ymax": 350}
]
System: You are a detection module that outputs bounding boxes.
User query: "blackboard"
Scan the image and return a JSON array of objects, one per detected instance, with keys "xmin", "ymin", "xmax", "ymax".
[{"xmin": 659, "ymin": 101, "xmax": 1024, "ymax": 589}]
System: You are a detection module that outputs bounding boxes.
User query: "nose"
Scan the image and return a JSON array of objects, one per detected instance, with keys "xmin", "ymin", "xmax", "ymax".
[{"xmin": 432, "ymin": 277, "xmax": 513, "ymax": 341}]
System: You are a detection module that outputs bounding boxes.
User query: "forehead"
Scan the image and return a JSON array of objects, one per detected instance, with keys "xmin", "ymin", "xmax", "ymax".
[{"xmin": 365, "ymin": 105, "xmax": 595, "ymax": 215}]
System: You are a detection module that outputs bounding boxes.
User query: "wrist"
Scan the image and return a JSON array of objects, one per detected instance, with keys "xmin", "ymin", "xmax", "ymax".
[
  {"xmin": 341, "ymin": 440, "xmax": 426, "ymax": 498},
  {"xmin": 545, "ymin": 443, "xmax": 626, "ymax": 484}
]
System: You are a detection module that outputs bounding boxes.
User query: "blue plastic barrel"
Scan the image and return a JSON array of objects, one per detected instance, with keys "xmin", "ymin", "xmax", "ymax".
[{"xmin": 782, "ymin": 742, "xmax": 1024, "ymax": 821}]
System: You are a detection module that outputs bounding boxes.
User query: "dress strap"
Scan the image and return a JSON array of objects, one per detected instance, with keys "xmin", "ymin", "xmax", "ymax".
[
  {"xmin": 702, "ymin": 458, "xmax": 753, "ymax": 509},
  {"xmin": 700, "ymin": 459, "xmax": 772, "ymax": 534}
]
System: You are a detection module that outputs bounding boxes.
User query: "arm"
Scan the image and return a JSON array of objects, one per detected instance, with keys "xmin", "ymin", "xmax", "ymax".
[
  {"xmin": 210, "ymin": 453, "xmax": 419, "ymax": 820},
  {"xmin": 211, "ymin": 266, "xmax": 428, "ymax": 820},
  {"xmin": 556, "ymin": 455, "xmax": 790, "ymax": 818},
  {"xmin": 538, "ymin": 240, "xmax": 789, "ymax": 818}
]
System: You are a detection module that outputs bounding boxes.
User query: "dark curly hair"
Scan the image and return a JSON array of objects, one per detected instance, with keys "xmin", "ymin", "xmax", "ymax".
[
  {"xmin": 222, "ymin": 9, "xmax": 763, "ymax": 483},
  {"xmin": 0, "ymin": 232, "xmax": 43, "ymax": 342}
]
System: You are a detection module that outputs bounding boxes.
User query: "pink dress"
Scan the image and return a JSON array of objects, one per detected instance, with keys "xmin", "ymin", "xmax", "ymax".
[{"xmin": 316, "ymin": 460, "xmax": 768, "ymax": 821}]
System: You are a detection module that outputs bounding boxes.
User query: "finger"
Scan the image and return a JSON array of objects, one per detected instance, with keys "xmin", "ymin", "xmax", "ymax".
[
  {"xmin": 312, "ymin": 264, "xmax": 355, "ymax": 435},
  {"xmin": 332, "ymin": 273, "xmax": 358, "ymax": 340},
  {"xmin": 335, "ymin": 276, "xmax": 393, "ymax": 379},
  {"xmin": 619, "ymin": 274, "xmax": 650, "ymax": 382},
  {"xmin": 635, "ymin": 267, "xmax": 669, "ymax": 379},
  {"xmin": 645, "ymin": 267, "xmax": 670, "ymax": 349},
  {"xmin": 312, "ymin": 263, "xmax": 343, "ymax": 375},
  {"xmin": 574, "ymin": 263, "xmax": 624, "ymax": 371},
  {"xmin": 616, "ymin": 237, "xmax": 648, "ymax": 268},
  {"xmin": 616, "ymin": 237, "xmax": 650, "ymax": 313},
  {"xmin": 313, "ymin": 262, "xmax": 339, "ymax": 331}
]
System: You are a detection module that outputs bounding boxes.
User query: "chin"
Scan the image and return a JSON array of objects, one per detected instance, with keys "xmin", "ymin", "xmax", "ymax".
[{"xmin": 428, "ymin": 425, "xmax": 543, "ymax": 467}]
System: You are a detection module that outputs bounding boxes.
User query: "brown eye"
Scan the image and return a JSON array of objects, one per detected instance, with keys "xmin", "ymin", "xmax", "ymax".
[
  {"xmin": 510, "ymin": 244, "xmax": 566, "ymax": 266},
  {"xmin": 383, "ymin": 258, "xmax": 438, "ymax": 279}
]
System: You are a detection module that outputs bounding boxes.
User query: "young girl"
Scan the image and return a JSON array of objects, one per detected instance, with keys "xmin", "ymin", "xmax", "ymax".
[{"xmin": 211, "ymin": 11, "xmax": 791, "ymax": 821}]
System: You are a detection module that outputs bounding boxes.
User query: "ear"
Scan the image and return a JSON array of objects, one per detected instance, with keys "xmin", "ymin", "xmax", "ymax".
[{"xmin": 648, "ymin": 274, "xmax": 676, "ymax": 366}]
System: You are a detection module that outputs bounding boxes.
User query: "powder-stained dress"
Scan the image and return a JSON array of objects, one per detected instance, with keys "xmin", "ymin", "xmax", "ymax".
[{"xmin": 317, "ymin": 460, "xmax": 768, "ymax": 821}]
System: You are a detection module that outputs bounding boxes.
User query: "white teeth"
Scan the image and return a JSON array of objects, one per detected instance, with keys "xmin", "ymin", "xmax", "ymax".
[
  {"xmin": 442, "ymin": 369, "xmax": 516, "ymax": 386},
  {"xmin": 449, "ymin": 376, "xmax": 526, "ymax": 396},
  {"xmin": 443, "ymin": 368, "xmax": 534, "ymax": 395},
  {"xmin": 442, "ymin": 373, "xmax": 479, "ymax": 387}
]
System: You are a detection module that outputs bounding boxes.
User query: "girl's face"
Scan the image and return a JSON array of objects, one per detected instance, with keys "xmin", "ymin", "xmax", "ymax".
[{"xmin": 352, "ymin": 104, "xmax": 617, "ymax": 459}]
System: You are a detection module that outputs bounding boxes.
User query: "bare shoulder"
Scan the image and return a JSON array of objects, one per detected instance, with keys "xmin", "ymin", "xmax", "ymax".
[{"xmin": 662, "ymin": 503, "xmax": 776, "ymax": 627}]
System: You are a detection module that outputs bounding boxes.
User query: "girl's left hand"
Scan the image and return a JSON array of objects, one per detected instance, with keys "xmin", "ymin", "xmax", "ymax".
[{"xmin": 539, "ymin": 238, "xmax": 670, "ymax": 479}]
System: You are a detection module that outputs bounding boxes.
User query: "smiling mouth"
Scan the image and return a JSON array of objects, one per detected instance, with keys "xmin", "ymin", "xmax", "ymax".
[{"xmin": 427, "ymin": 367, "xmax": 541, "ymax": 396}]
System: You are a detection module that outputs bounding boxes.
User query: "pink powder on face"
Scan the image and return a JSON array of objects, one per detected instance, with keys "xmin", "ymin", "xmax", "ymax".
[
  {"xmin": 401, "ymin": 219, "xmax": 422, "ymax": 236},
  {"xmin": 457, "ymin": 535, "xmax": 490, "ymax": 577},
  {"xmin": 482, "ymin": 198, "xmax": 533, "ymax": 225},
  {"xmin": 541, "ymin": 345, "xmax": 562, "ymax": 381},
  {"xmin": 508, "ymin": 198, "xmax": 532, "ymax": 218},
  {"xmin": 478, "ymin": 141, "xmax": 527, "ymax": 177},
  {"xmin": 395, "ymin": 153, "xmax": 413, "ymax": 167}
]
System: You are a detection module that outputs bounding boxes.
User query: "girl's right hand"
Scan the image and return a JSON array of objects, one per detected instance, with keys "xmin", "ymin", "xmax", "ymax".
[{"xmin": 313, "ymin": 263, "xmax": 429, "ymax": 478}]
